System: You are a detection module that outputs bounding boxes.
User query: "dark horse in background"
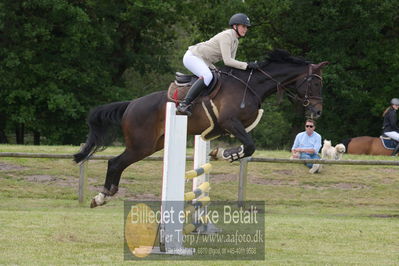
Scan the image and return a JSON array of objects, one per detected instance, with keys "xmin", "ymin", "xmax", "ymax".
[{"xmin": 74, "ymin": 50, "xmax": 328, "ymax": 207}]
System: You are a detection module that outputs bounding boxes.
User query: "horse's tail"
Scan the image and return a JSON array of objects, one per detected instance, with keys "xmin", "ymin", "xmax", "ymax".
[
  {"xmin": 73, "ymin": 101, "xmax": 131, "ymax": 163},
  {"xmin": 341, "ymin": 138, "xmax": 352, "ymax": 153}
]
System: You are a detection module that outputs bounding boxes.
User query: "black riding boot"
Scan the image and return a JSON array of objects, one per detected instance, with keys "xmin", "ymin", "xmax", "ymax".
[
  {"xmin": 392, "ymin": 143, "xmax": 399, "ymax": 156},
  {"xmin": 177, "ymin": 78, "xmax": 207, "ymax": 116}
]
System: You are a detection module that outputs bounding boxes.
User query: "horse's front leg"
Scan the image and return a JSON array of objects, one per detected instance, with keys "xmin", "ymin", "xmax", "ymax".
[{"xmin": 212, "ymin": 117, "xmax": 256, "ymax": 162}]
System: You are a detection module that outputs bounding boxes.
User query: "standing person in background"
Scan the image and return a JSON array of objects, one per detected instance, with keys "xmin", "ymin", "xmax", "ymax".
[
  {"xmin": 382, "ymin": 98, "xmax": 399, "ymax": 155},
  {"xmin": 291, "ymin": 119, "xmax": 322, "ymax": 174},
  {"xmin": 177, "ymin": 13, "xmax": 259, "ymax": 116}
]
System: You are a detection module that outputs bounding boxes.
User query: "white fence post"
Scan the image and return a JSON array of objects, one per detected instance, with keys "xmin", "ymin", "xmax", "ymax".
[{"xmin": 78, "ymin": 143, "xmax": 88, "ymax": 204}]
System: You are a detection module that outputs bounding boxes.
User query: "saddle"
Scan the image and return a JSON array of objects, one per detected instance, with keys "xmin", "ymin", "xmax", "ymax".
[
  {"xmin": 167, "ymin": 70, "xmax": 221, "ymax": 103},
  {"xmin": 380, "ymin": 135, "xmax": 399, "ymax": 155}
]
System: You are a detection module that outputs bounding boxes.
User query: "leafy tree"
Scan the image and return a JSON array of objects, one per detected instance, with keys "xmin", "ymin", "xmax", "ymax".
[
  {"xmin": 2, "ymin": 0, "xmax": 398, "ymax": 149},
  {"xmin": 0, "ymin": 0, "xmax": 182, "ymax": 144}
]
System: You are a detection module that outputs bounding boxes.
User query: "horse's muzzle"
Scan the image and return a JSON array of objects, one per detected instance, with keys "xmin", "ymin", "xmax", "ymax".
[
  {"xmin": 306, "ymin": 107, "xmax": 322, "ymax": 119},
  {"xmin": 306, "ymin": 102, "xmax": 322, "ymax": 119}
]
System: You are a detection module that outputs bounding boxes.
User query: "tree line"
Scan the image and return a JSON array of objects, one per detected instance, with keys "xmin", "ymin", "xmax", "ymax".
[{"xmin": 1, "ymin": 0, "xmax": 398, "ymax": 149}]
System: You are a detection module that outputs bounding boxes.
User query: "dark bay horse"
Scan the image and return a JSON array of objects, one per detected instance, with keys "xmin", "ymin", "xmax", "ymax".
[
  {"xmin": 74, "ymin": 50, "xmax": 328, "ymax": 207},
  {"xmin": 343, "ymin": 136, "xmax": 396, "ymax": 156}
]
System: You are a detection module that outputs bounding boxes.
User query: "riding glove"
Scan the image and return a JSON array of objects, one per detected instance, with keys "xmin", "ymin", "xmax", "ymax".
[{"xmin": 247, "ymin": 62, "xmax": 259, "ymax": 69}]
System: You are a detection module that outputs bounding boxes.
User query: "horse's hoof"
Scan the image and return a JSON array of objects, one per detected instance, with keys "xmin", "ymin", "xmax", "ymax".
[
  {"xmin": 209, "ymin": 147, "xmax": 226, "ymax": 160},
  {"xmin": 209, "ymin": 148, "xmax": 220, "ymax": 160},
  {"xmin": 90, "ymin": 199, "xmax": 97, "ymax": 208},
  {"xmin": 90, "ymin": 192, "xmax": 106, "ymax": 208},
  {"xmin": 90, "ymin": 198, "xmax": 107, "ymax": 208}
]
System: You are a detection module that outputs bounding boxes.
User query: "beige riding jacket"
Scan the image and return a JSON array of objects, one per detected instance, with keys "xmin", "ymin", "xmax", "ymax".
[{"xmin": 188, "ymin": 29, "xmax": 248, "ymax": 70}]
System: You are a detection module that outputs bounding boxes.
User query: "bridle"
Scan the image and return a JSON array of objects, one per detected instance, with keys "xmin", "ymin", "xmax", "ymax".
[
  {"xmin": 220, "ymin": 64, "xmax": 323, "ymax": 109},
  {"xmin": 257, "ymin": 65, "xmax": 323, "ymax": 108}
]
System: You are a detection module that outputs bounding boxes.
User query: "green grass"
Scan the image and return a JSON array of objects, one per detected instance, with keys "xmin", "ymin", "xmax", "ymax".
[{"xmin": 0, "ymin": 144, "xmax": 399, "ymax": 265}]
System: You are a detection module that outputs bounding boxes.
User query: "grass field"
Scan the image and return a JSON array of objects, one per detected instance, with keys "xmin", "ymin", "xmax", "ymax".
[{"xmin": 0, "ymin": 144, "xmax": 398, "ymax": 265}]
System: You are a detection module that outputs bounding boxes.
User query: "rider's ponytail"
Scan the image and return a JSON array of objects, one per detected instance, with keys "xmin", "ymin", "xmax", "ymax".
[{"xmin": 382, "ymin": 106, "xmax": 391, "ymax": 117}]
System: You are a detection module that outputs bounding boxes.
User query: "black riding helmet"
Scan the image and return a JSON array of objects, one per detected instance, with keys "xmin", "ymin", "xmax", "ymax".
[
  {"xmin": 229, "ymin": 13, "xmax": 251, "ymax": 38},
  {"xmin": 229, "ymin": 13, "xmax": 251, "ymax": 27}
]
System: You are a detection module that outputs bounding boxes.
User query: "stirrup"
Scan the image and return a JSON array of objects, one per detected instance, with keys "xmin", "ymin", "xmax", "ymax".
[{"xmin": 177, "ymin": 103, "xmax": 192, "ymax": 116}]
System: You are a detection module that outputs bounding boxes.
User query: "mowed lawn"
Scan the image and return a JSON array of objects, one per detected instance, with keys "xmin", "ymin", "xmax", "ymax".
[{"xmin": 0, "ymin": 144, "xmax": 399, "ymax": 265}]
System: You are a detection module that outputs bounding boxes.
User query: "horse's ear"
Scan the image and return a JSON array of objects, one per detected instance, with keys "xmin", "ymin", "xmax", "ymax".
[{"xmin": 312, "ymin": 61, "xmax": 329, "ymax": 70}]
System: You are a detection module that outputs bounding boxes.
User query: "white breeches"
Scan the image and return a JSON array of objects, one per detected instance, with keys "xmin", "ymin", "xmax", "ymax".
[
  {"xmin": 384, "ymin": 131, "xmax": 399, "ymax": 142},
  {"xmin": 183, "ymin": 50, "xmax": 213, "ymax": 86}
]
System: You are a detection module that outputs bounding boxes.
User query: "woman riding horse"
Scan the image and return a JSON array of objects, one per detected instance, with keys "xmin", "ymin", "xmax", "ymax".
[
  {"xmin": 382, "ymin": 98, "xmax": 399, "ymax": 154},
  {"xmin": 177, "ymin": 13, "xmax": 259, "ymax": 116},
  {"xmin": 343, "ymin": 98, "xmax": 399, "ymax": 156},
  {"xmin": 74, "ymin": 49, "xmax": 328, "ymax": 208}
]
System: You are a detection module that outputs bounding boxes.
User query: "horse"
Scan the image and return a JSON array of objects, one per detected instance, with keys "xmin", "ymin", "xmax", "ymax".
[
  {"xmin": 343, "ymin": 136, "xmax": 397, "ymax": 156},
  {"xmin": 73, "ymin": 49, "xmax": 328, "ymax": 208}
]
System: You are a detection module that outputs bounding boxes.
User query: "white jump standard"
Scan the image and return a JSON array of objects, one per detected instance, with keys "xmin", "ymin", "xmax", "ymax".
[{"xmin": 150, "ymin": 102, "xmax": 217, "ymax": 256}]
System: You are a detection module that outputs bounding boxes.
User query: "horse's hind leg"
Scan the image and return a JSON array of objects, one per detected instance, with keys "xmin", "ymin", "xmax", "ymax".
[
  {"xmin": 90, "ymin": 91, "xmax": 168, "ymax": 208},
  {"xmin": 106, "ymin": 135, "xmax": 164, "ymax": 192},
  {"xmin": 91, "ymin": 149, "xmax": 141, "ymax": 208},
  {"xmin": 91, "ymin": 134, "xmax": 165, "ymax": 208},
  {"xmin": 103, "ymin": 149, "xmax": 136, "ymax": 195}
]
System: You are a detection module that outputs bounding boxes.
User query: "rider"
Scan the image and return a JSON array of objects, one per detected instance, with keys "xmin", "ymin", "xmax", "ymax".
[
  {"xmin": 177, "ymin": 13, "xmax": 260, "ymax": 116},
  {"xmin": 382, "ymin": 98, "xmax": 399, "ymax": 155}
]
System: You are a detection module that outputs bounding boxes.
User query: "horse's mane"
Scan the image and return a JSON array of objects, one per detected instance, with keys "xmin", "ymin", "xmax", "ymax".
[
  {"xmin": 220, "ymin": 49, "xmax": 309, "ymax": 73},
  {"xmin": 261, "ymin": 49, "xmax": 310, "ymax": 66}
]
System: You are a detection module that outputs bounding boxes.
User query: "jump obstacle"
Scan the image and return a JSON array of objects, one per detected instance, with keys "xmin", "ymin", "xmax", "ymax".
[{"xmin": 144, "ymin": 102, "xmax": 218, "ymax": 256}]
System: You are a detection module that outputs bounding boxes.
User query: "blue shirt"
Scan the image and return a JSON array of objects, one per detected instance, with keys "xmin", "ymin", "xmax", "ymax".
[{"xmin": 291, "ymin": 131, "xmax": 322, "ymax": 153}]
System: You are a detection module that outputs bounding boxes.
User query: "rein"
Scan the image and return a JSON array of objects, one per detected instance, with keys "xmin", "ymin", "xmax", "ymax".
[
  {"xmin": 240, "ymin": 68, "xmax": 255, "ymax": 109},
  {"xmin": 219, "ymin": 69, "xmax": 262, "ymax": 107},
  {"xmin": 220, "ymin": 65, "xmax": 323, "ymax": 108}
]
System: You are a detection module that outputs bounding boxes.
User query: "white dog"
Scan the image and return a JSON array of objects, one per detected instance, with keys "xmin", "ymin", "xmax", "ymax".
[
  {"xmin": 321, "ymin": 140, "xmax": 345, "ymax": 160},
  {"xmin": 334, "ymin": 143, "xmax": 346, "ymax": 160},
  {"xmin": 321, "ymin": 140, "xmax": 335, "ymax": 159}
]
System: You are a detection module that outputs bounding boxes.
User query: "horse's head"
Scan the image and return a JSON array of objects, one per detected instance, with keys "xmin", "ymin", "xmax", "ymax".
[
  {"xmin": 255, "ymin": 50, "xmax": 329, "ymax": 119},
  {"xmin": 291, "ymin": 62, "xmax": 329, "ymax": 119}
]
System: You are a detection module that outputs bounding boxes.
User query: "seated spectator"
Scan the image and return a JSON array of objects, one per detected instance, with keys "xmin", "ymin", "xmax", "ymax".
[{"xmin": 291, "ymin": 119, "xmax": 322, "ymax": 173}]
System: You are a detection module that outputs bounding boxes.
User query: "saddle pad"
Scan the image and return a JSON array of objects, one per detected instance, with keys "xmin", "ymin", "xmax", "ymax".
[
  {"xmin": 167, "ymin": 71, "xmax": 221, "ymax": 103},
  {"xmin": 380, "ymin": 136, "xmax": 396, "ymax": 150},
  {"xmin": 167, "ymin": 82, "xmax": 190, "ymax": 102}
]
